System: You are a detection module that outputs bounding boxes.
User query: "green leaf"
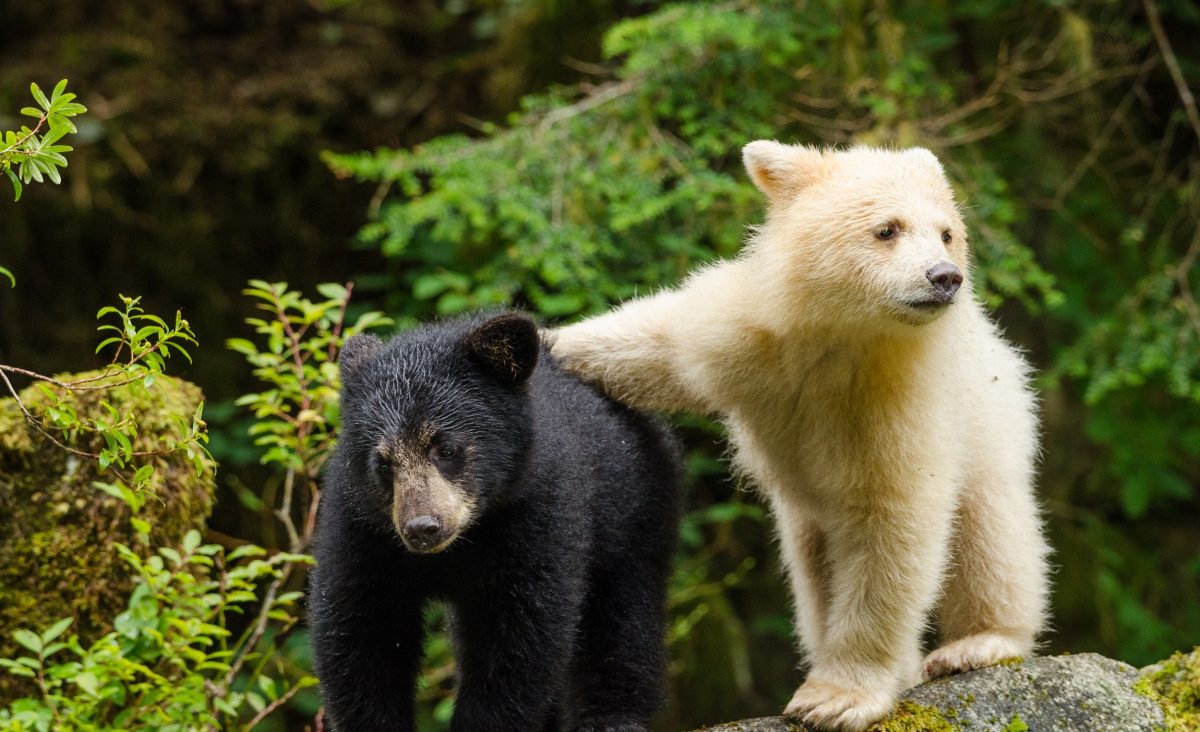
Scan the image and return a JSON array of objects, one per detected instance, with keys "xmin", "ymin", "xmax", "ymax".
[
  {"xmin": 5, "ymin": 168, "xmax": 22, "ymax": 202},
  {"xmin": 74, "ymin": 671, "xmax": 99, "ymax": 696},
  {"xmin": 29, "ymin": 82, "xmax": 49, "ymax": 110},
  {"xmin": 315, "ymin": 282, "xmax": 348, "ymax": 301},
  {"xmin": 227, "ymin": 544, "xmax": 267, "ymax": 562},
  {"xmin": 0, "ymin": 265, "xmax": 13, "ymax": 287},
  {"xmin": 0, "ymin": 659, "xmax": 35, "ymax": 678},
  {"xmin": 132, "ymin": 465, "xmax": 155, "ymax": 486},
  {"xmin": 13, "ymin": 629, "xmax": 41, "ymax": 654},
  {"xmin": 39, "ymin": 617, "xmax": 73, "ymax": 645}
]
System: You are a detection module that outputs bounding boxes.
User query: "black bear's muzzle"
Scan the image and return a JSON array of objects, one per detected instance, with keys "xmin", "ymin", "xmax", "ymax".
[{"xmin": 401, "ymin": 514, "xmax": 450, "ymax": 553}]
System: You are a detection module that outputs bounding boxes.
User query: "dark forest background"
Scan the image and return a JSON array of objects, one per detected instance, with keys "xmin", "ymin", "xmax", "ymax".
[{"xmin": 1, "ymin": 1, "xmax": 1198, "ymax": 729}]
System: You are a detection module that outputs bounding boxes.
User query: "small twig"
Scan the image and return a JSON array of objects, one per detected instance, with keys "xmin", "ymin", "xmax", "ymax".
[
  {"xmin": 0, "ymin": 363, "xmax": 123, "ymax": 390},
  {"xmin": 223, "ymin": 565, "xmax": 290, "ymax": 689},
  {"xmin": 0, "ymin": 366, "xmax": 191, "ymax": 461},
  {"xmin": 1053, "ymin": 70, "xmax": 1146, "ymax": 206},
  {"xmin": 647, "ymin": 123, "xmax": 690, "ymax": 178},
  {"xmin": 0, "ymin": 112, "xmax": 48, "ymax": 158},
  {"xmin": 784, "ymin": 107, "xmax": 869, "ymax": 134},
  {"xmin": 1144, "ymin": 0, "xmax": 1200, "ymax": 145},
  {"xmin": 534, "ymin": 78, "xmax": 637, "ymax": 138},
  {"xmin": 367, "ymin": 180, "xmax": 392, "ymax": 220},
  {"xmin": 1176, "ymin": 221, "xmax": 1200, "ymax": 340},
  {"xmin": 241, "ymin": 681, "xmax": 308, "ymax": 732},
  {"xmin": 0, "ymin": 366, "xmax": 101, "ymax": 459},
  {"xmin": 326, "ymin": 282, "xmax": 353, "ymax": 363},
  {"xmin": 560, "ymin": 55, "xmax": 615, "ymax": 77},
  {"xmin": 275, "ymin": 468, "xmax": 302, "ymax": 551},
  {"xmin": 34, "ymin": 650, "xmax": 62, "ymax": 728}
]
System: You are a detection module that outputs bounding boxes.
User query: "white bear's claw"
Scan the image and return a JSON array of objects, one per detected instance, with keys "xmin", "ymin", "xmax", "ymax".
[
  {"xmin": 922, "ymin": 632, "xmax": 1027, "ymax": 680},
  {"xmin": 783, "ymin": 678, "xmax": 894, "ymax": 732}
]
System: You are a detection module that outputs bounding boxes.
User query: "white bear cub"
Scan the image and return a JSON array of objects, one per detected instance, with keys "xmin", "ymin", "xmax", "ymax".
[{"xmin": 550, "ymin": 142, "xmax": 1050, "ymax": 731}]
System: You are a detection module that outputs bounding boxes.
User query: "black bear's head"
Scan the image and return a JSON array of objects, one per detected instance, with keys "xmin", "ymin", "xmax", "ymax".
[{"xmin": 336, "ymin": 313, "xmax": 538, "ymax": 553}]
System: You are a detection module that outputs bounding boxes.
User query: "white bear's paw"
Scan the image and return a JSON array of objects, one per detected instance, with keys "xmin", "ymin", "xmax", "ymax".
[
  {"xmin": 922, "ymin": 632, "xmax": 1027, "ymax": 680},
  {"xmin": 782, "ymin": 678, "xmax": 894, "ymax": 732}
]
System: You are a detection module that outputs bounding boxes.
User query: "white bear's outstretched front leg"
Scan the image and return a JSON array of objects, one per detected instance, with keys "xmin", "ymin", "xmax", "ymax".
[
  {"xmin": 550, "ymin": 291, "xmax": 713, "ymax": 415},
  {"xmin": 784, "ymin": 485, "xmax": 956, "ymax": 732},
  {"xmin": 924, "ymin": 469, "xmax": 1049, "ymax": 679}
]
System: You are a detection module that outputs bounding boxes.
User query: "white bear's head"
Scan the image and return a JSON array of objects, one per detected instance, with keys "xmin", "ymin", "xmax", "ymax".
[{"xmin": 742, "ymin": 141, "xmax": 969, "ymax": 329}]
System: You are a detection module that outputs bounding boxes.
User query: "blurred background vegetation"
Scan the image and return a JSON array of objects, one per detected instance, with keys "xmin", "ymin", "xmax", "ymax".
[{"xmin": 1, "ymin": 0, "xmax": 1198, "ymax": 729}]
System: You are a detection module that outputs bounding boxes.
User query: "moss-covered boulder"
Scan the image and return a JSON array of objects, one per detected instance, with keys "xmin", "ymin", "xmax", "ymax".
[
  {"xmin": 1136, "ymin": 646, "xmax": 1200, "ymax": 732},
  {"xmin": 0, "ymin": 372, "xmax": 215, "ymax": 699},
  {"xmin": 694, "ymin": 650, "xmax": 1200, "ymax": 731}
]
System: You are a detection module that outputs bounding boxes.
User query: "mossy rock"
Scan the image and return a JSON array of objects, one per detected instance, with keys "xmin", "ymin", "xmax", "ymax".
[
  {"xmin": 693, "ymin": 651, "xmax": 1186, "ymax": 731},
  {"xmin": 1136, "ymin": 646, "xmax": 1200, "ymax": 732},
  {"xmin": 0, "ymin": 372, "xmax": 215, "ymax": 701}
]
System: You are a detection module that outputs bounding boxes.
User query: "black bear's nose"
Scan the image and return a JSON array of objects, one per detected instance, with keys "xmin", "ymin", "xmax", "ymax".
[
  {"xmin": 926, "ymin": 262, "xmax": 963, "ymax": 302},
  {"xmin": 402, "ymin": 515, "xmax": 443, "ymax": 549}
]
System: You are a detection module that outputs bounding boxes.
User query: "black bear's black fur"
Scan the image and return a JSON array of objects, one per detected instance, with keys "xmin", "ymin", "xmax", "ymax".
[{"xmin": 309, "ymin": 312, "xmax": 681, "ymax": 732}]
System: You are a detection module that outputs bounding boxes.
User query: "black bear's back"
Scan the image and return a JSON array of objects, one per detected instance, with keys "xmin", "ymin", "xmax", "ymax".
[{"xmin": 526, "ymin": 348, "xmax": 681, "ymax": 562}]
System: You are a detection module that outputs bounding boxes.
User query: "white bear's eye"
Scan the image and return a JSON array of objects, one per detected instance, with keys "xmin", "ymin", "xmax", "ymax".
[
  {"xmin": 942, "ymin": 230, "xmax": 952, "ymax": 244},
  {"xmin": 875, "ymin": 225, "xmax": 896, "ymax": 240}
]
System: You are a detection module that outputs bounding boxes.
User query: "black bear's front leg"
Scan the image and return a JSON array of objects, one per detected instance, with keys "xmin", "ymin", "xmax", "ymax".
[
  {"xmin": 450, "ymin": 567, "xmax": 583, "ymax": 731},
  {"xmin": 310, "ymin": 547, "xmax": 426, "ymax": 732}
]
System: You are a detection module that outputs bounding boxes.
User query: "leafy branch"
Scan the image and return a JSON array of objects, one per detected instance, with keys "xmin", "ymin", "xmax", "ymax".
[
  {"xmin": 0, "ymin": 79, "xmax": 87, "ymax": 202},
  {"xmin": 0, "ymin": 79, "xmax": 87, "ymax": 288},
  {"xmin": 0, "ymin": 295, "xmax": 204, "ymax": 473}
]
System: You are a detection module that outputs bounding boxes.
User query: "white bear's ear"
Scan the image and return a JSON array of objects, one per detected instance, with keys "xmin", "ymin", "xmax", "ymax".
[
  {"xmin": 904, "ymin": 147, "xmax": 947, "ymax": 178},
  {"xmin": 742, "ymin": 140, "xmax": 827, "ymax": 202}
]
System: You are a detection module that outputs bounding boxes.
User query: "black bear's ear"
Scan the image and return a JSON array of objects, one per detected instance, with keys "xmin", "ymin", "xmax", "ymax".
[
  {"xmin": 463, "ymin": 314, "xmax": 539, "ymax": 386},
  {"xmin": 339, "ymin": 333, "xmax": 382, "ymax": 381}
]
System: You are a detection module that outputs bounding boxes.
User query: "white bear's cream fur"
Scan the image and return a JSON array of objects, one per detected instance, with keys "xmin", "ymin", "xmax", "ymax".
[{"xmin": 550, "ymin": 142, "xmax": 1050, "ymax": 731}]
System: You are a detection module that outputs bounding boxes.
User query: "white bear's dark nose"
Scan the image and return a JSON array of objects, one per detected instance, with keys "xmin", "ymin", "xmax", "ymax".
[
  {"xmin": 402, "ymin": 515, "xmax": 444, "ymax": 550},
  {"xmin": 926, "ymin": 262, "xmax": 963, "ymax": 302}
]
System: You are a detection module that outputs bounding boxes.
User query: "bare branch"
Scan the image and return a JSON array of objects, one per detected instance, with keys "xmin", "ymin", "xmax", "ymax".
[
  {"xmin": 535, "ymin": 78, "xmax": 637, "ymax": 138},
  {"xmin": 1144, "ymin": 0, "xmax": 1200, "ymax": 145}
]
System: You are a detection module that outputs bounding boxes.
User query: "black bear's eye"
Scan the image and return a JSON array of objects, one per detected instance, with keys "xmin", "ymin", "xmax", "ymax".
[
  {"xmin": 942, "ymin": 230, "xmax": 952, "ymax": 244},
  {"xmin": 875, "ymin": 225, "xmax": 896, "ymax": 240},
  {"xmin": 375, "ymin": 456, "xmax": 392, "ymax": 482},
  {"xmin": 432, "ymin": 443, "xmax": 457, "ymax": 461}
]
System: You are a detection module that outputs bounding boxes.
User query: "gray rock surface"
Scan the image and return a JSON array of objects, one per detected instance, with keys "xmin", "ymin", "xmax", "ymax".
[{"xmin": 693, "ymin": 653, "xmax": 1166, "ymax": 731}]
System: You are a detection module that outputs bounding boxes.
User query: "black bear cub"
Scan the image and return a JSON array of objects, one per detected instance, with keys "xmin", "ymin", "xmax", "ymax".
[{"xmin": 310, "ymin": 312, "xmax": 681, "ymax": 732}]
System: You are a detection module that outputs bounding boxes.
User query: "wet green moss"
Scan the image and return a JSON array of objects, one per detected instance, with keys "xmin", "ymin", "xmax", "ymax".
[
  {"xmin": 1135, "ymin": 646, "xmax": 1200, "ymax": 732},
  {"xmin": 1002, "ymin": 713, "xmax": 1029, "ymax": 731},
  {"xmin": 870, "ymin": 701, "xmax": 959, "ymax": 731},
  {"xmin": 0, "ymin": 372, "xmax": 215, "ymax": 700}
]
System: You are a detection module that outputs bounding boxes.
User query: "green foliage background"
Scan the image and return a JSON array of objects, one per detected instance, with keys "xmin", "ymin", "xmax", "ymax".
[{"xmin": 2, "ymin": 0, "xmax": 1199, "ymax": 729}]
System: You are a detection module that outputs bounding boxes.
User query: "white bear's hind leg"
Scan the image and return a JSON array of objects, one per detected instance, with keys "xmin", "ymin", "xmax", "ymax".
[{"xmin": 925, "ymin": 471, "xmax": 1049, "ymax": 680}]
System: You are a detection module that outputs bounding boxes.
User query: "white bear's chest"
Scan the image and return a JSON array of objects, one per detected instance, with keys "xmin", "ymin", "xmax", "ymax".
[{"xmin": 723, "ymin": 342, "xmax": 963, "ymax": 511}]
